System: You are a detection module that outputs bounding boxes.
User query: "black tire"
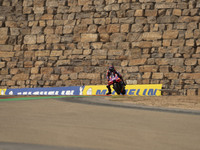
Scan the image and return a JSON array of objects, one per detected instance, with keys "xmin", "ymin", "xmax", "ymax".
[
  {"xmin": 121, "ymin": 86, "xmax": 126, "ymax": 95},
  {"xmin": 113, "ymin": 83, "xmax": 121, "ymax": 95}
]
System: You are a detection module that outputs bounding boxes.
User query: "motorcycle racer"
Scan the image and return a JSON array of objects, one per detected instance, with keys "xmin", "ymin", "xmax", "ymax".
[{"xmin": 106, "ymin": 66, "xmax": 126, "ymax": 95}]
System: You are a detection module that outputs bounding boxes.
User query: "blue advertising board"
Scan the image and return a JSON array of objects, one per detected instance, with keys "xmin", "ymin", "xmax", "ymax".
[{"xmin": 5, "ymin": 86, "xmax": 83, "ymax": 96}]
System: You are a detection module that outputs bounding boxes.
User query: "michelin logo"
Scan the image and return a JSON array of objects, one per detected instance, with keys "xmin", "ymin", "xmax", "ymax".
[
  {"xmin": 9, "ymin": 91, "xmax": 13, "ymax": 95},
  {"xmin": 61, "ymin": 90, "xmax": 74, "ymax": 95},
  {"xmin": 87, "ymin": 88, "xmax": 92, "ymax": 95},
  {"xmin": 16, "ymin": 90, "xmax": 74, "ymax": 96},
  {"xmin": 96, "ymin": 88, "xmax": 159, "ymax": 96}
]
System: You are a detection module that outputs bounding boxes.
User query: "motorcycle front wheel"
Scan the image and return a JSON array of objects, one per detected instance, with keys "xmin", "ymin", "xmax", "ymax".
[{"xmin": 113, "ymin": 83, "xmax": 121, "ymax": 95}]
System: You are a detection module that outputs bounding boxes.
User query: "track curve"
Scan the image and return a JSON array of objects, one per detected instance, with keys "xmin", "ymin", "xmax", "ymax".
[{"xmin": 0, "ymin": 96, "xmax": 200, "ymax": 150}]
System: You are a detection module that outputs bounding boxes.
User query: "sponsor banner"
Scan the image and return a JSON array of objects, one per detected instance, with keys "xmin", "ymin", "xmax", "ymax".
[
  {"xmin": 0, "ymin": 89, "xmax": 6, "ymax": 95},
  {"xmin": 5, "ymin": 86, "xmax": 82, "ymax": 96},
  {"xmin": 2, "ymin": 84, "xmax": 162, "ymax": 96},
  {"xmin": 83, "ymin": 84, "xmax": 162, "ymax": 96}
]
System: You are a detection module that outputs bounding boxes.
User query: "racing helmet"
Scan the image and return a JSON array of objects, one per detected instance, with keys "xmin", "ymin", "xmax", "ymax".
[{"xmin": 109, "ymin": 66, "xmax": 115, "ymax": 72}]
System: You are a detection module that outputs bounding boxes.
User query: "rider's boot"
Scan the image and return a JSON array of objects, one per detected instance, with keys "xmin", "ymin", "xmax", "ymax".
[{"xmin": 106, "ymin": 85, "xmax": 111, "ymax": 95}]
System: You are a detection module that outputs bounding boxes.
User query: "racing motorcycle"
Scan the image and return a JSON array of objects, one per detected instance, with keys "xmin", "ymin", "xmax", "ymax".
[{"xmin": 108, "ymin": 74, "xmax": 126, "ymax": 95}]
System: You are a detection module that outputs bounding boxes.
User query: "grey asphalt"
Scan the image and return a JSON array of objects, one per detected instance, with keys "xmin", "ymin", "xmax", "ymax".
[{"xmin": 0, "ymin": 96, "xmax": 200, "ymax": 150}]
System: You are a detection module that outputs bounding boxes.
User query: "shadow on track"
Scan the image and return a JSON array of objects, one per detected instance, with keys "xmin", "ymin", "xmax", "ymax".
[
  {"xmin": 57, "ymin": 96, "xmax": 200, "ymax": 116},
  {"xmin": 0, "ymin": 142, "xmax": 95, "ymax": 150}
]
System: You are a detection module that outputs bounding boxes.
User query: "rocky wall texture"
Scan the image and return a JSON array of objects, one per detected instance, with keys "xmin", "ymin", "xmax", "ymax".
[{"xmin": 0, "ymin": 0, "xmax": 200, "ymax": 95}]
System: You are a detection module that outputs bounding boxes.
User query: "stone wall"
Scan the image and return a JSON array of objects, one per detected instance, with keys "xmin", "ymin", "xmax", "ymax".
[{"xmin": 0, "ymin": 0, "xmax": 200, "ymax": 95}]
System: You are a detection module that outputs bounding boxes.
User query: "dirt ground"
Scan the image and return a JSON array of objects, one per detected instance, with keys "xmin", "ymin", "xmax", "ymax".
[{"xmin": 109, "ymin": 96, "xmax": 200, "ymax": 111}]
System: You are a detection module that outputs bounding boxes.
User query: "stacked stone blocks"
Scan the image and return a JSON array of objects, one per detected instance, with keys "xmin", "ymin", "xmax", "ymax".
[{"xmin": 0, "ymin": 0, "xmax": 199, "ymax": 95}]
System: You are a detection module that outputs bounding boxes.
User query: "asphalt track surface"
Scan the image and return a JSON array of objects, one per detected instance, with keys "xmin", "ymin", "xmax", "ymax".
[{"xmin": 0, "ymin": 96, "xmax": 200, "ymax": 150}]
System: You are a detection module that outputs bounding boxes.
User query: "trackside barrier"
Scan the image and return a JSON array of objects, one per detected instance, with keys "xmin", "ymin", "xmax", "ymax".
[
  {"xmin": 83, "ymin": 84, "xmax": 162, "ymax": 96},
  {"xmin": 5, "ymin": 86, "xmax": 80, "ymax": 96},
  {"xmin": 0, "ymin": 84, "xmax": 162, "ymax": 96}
]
